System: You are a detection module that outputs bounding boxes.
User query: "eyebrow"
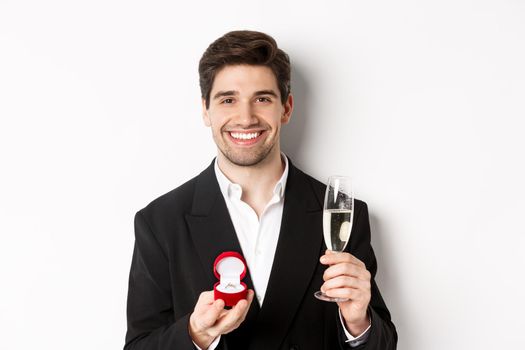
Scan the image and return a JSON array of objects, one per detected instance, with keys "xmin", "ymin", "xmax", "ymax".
[
  {"xmin": 213, "ymin": 90, "xmax": 238, "ymax": 100},
  {"xmin": 253, "ymin": 90, "xmax": 279, "ymax": 98},
  {"xmin": 212, "ymin": 89, "xmax": 279, "ymax": 100}
]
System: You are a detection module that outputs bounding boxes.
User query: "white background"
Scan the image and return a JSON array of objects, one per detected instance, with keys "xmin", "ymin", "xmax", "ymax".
[{"xmin": 1, "ymin": 0, "xmax": 524, "ymax": 349}]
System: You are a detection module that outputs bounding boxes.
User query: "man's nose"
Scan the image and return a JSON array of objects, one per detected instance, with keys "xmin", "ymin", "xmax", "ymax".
[{"xmin": 235, "ymin": 101, "xmax": 258, "ymax": 126}]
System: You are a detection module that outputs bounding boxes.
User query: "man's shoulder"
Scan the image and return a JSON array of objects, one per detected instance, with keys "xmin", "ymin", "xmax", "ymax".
[
  {"xmin": 293, "ymin": 165, "xmax": 325, "ymax": 198},
  {"xmin": 138, "ymin": 162, "xmax": 215, "ymax": 218},
  {"xmin": 291, "ymin": 163, "xmax": 367, "ymax": 210},
  {"xmin": 296, "ymin": 166, "xmax": 325, "ymax": 191},
  {"xmin": 143, "ymin": 176, "xmax": 197, "ymax": 213}
]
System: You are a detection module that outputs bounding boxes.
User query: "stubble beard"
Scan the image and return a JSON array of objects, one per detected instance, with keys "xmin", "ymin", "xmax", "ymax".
[{"xmin": 217, "ymin": 129, "xmax": 278, "ymax": 167}]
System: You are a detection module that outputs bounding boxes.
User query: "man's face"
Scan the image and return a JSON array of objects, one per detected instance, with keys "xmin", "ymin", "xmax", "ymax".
[{"xmin": 203, "ymin": 64, "xmax": 293, "ymax": 167}]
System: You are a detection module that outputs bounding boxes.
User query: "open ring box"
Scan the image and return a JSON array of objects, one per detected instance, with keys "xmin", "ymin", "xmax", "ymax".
[{"xmin": 213, "ymin": 251, "xmax": 248, "ymax": 307}]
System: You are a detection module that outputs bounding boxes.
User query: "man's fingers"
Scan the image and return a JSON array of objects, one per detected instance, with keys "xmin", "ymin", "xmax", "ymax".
[
  {"xmin": 320, "ymin": 275, "xmax": 367, "ymax": 293},
  {"xmin": 323, "ymin": 262, "xmax": 370, "ymax": 282},
  {"xmin": 194, "ymin": 291, "xmax": 220, "ymax": 315},
  {"xmin": 237, "ymin": 289, "xmax": 255, "ymax": 319},
  {"xmin": 199, "ymin": 299, "xmax": 225, "ymax": 328},
  {"xmin": 214, "ymin": 290, "xmax": 254, "ymax": 333},
  {"xmin": 194, "ymin": 289, "xmax": 255, "ymax": 337},
  {"xmin": 321, "ymin": 250, "xmax": 366, "ymax": 268},
  {"xmin": 190, "ymin": 289, "xmax": 255, "ymax": 342},
  {"xmin": 224, "ymin": 291, "xmax": 252, "ymax": 325},
  {"xmin": 244, "ymin": 289, "xmax": 255, "ymax": 309},
  {"xmin": 325, "ymin": 287, "xmax": 362, "ymax": 300},
  {"xmin": 197, "ymin": 291, "xmax": 216, "ymax": 306}
]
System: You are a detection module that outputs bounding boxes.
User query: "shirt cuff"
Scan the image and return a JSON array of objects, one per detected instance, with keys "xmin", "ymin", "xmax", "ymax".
[
  {"xmin": 192, "ymin": 336, "xmax": 221, "ymax": 350},
  {"xmin": 338, "ymin": 308, "xmax": 371, "ymax": 347}
]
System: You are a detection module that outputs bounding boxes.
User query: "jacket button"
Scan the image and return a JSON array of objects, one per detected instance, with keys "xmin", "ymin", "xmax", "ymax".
[{"xmin": 290, "ymin": 346, "xmax": 299, "ymax": 350}]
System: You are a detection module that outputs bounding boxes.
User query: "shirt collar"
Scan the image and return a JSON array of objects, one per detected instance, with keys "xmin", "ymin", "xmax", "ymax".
[{"xmin": 214, "ymin": 153, "xmax": 289, "ymax": 201}]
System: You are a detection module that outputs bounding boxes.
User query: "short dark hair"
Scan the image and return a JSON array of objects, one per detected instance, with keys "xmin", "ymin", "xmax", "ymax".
[{"xmin": 198, "ymin": 30, "xmax": 291, "ymax": 109}]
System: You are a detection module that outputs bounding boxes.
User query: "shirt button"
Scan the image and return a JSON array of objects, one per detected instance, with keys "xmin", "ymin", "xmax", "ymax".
[{"xmin": 256, "ymin": 249, "xmax": 262, "ymax": 256}]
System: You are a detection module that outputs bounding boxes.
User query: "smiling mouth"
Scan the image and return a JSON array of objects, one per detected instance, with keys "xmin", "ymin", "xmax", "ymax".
[
  {"xmin": 229, "ymin": 131, "xmax": 261, "ymax": 140},
  {"xmin": 226, "ymin": 130, "xmax": 265, "ymax": 145}
]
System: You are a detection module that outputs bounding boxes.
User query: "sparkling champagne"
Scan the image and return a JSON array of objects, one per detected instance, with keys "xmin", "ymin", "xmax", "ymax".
[{"xmin": 323, "ymin": 209, "xmax": 353, "ymax": 251}]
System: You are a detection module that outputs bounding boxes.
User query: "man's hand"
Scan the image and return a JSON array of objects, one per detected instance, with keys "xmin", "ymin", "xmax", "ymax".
[
  {"xmin": 320, "ymin": 250, "xmax": 371, "ymax": 336},
  {"xmin": 189, "ymin": 290, "xmax": 254, "ymax": 349}
]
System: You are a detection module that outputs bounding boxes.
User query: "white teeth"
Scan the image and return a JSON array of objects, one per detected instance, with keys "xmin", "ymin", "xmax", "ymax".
[{"xmin": 230, "ymin": 132, "xmax": 260, "ymax": 140}]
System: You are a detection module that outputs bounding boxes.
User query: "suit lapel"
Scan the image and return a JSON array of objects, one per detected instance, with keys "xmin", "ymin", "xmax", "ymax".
[
  {"xmin": 184, "ymin": 161, "xmax": 260, "ymax": 331},
  {"xmin": 185, "ymin": 159, "xmax": 324, "ymax": 350},
  {"xmin": 249, "ymin": 162, "xmax": 324, "ymax": 350}
]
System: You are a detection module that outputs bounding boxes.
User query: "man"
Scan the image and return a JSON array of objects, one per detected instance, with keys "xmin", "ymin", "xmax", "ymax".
[{"xmin": 125, "ymin": 30, "xmax": 397, "ymax": 349}]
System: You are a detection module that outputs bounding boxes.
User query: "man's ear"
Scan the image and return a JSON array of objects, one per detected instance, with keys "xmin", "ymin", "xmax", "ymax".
[
  {"xmin": 202, "ymin": 98, "xmax": 211, "ymax": 127},
  {"xmin": 281, "ymin": 93, "xmax": 294, "ymax": 125}
]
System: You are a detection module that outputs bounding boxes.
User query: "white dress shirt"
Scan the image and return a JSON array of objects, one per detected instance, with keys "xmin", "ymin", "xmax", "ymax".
[
  {"xmin": 215, "ymin": 156, "xmax": 288, "ymax": 306},
  {"xmin": 193, "ymin": 155, "xmax": 370, "ymax": 349}
]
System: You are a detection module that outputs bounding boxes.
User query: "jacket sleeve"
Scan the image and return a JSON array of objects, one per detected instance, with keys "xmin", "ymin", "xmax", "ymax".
[
  {"xmin": 337, "ymin": 201, "xmax": 398, "ymax": 349},
  {"xmin": 124, "ymin": 211, "xmax": 197, "ymax": 350}
]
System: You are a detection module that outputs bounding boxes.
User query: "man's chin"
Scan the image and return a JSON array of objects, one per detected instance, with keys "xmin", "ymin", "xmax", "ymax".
[
  {"xmin": 225, "ymin": 156, "xmax": 265, "ymax": 167},
  {"xmin": 221, "ymin": 149, "xmax": 273, "ymax": 167}
]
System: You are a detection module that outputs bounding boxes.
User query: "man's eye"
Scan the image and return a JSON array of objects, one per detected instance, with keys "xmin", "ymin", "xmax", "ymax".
[
  {"xmin": 256, "ymin": 97, "xmax": 271, "ymax": 103},
  {"xmin": 222, "ymin": 98, "xmax": 234, "ymax": 104}
]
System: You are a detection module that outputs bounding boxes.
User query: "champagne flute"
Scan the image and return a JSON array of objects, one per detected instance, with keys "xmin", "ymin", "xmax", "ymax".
[{"xmin": 314, "ymin": 175, "xmax": 354, "ymax": 302}]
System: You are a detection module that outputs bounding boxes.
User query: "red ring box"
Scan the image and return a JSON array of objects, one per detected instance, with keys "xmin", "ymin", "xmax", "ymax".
[{"xmin": 213, "ymin": 251, "xmax": 248, "ymax": 307}]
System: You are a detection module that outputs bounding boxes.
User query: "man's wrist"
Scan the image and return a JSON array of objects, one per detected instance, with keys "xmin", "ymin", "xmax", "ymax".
[
  {"xmin": 189, "ymin": 316, "xmax": 214, "ymax": 349},
  {"xmin": 344, "ymin": 312, "xmax": 370, "ymax": 337}
]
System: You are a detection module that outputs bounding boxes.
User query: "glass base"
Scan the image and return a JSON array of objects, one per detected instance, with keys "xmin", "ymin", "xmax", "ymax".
[{"xmin": 314, "ymin": 290, "xmax": 349, "ymax": 303}]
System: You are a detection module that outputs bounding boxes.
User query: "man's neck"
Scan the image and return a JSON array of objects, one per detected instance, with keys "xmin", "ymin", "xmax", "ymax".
[{"xmin": 216, "ymin": 148, "xmax": 285, "ymax": 217}]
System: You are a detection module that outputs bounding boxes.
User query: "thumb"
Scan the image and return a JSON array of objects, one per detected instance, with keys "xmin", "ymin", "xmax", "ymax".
[{"xmin": 201, "ymin": 299, "xmax": 225, "ymax": 327}]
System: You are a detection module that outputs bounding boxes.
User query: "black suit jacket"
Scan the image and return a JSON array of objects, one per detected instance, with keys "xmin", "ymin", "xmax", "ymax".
[{"xmin": 125, "ymin": 159, "xmax": 397, "ymax": 349}]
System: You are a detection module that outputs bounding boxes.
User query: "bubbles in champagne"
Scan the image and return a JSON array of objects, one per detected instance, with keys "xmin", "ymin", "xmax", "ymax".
[{"xmin": 323, "ymin": 209, "xmax": 353, "ymax": 251}]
